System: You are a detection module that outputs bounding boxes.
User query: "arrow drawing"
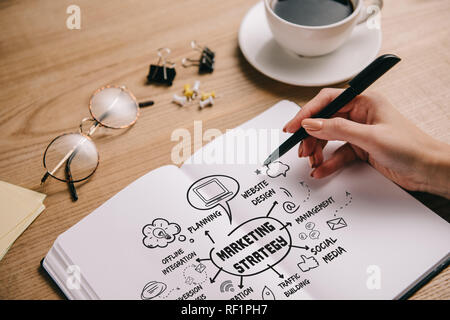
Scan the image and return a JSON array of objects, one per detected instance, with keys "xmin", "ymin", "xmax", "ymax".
[
  {"xmin": 267, "ymin": 264, "xmax": 284, "ymax": 279},
  {"xmin": 205, "ymin": 230, "xmax": 215, "ymax": 244},
  {"xmin": 266, "ymin": 201, "xmax": 278, "ymax": 217},
  {"xmin": 279, "ymin": 222, "xmax": 292, "ymax": 231},
  {"xmin": 299, "ymin": 181, "xmax": 311, "ymax": 203},
  {"xmin": 334, "ymin": 191, "xmax": 352, "ymax": 216},
  {"xmin": 209, "ymin": 267, "xmax": 223, "ymax": 283},
  {"xmin": 238, "ymin": 276, "xmax": 244, "ymax": 289},
  {"xmin": 290, "ymin": 244, "xmax": 310, "ymax": 250}
]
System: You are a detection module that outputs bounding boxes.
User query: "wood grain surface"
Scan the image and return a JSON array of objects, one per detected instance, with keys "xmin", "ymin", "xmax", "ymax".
[{"xmin": 0, "ymin": 0, "xmax": 449, "ymax": 299}]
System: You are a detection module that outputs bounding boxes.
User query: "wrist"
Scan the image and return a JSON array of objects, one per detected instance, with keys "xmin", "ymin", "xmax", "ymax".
[{"xmin": 421, "ymin": 141, "xmax": 450, "ymax": 198}]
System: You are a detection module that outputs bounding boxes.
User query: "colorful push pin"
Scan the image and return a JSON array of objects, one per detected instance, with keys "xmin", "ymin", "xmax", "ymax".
[
  {"xmin": 199, "ymin": 96, "xmax": 214, "ymax": 109},
  {"xmin": 183, "ymin": 84, "xmax": 194, "ymax": 100},
  {"xmin": 147, "ymin": 48, "xmax": 176, "ymax": 86},
  {"xmin": 201, "ymin": 91, "xmax": 216, "ymax": 101},
  {"xmin": 192, "ymin": 80, "xmax": 200, "ymax": 97},
  {"xmin": 172, "ymin": 94, "xmax": 188, "ymax": 106}
]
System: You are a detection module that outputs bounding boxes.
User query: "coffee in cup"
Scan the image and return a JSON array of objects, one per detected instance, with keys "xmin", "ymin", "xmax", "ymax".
[
  {"xmin": 264, "ymin": 0, "xmax": 383, "ymax": 57},
  {"xmin": 274, "ymin": 0, "xmax": 354, "ymax": 27}
]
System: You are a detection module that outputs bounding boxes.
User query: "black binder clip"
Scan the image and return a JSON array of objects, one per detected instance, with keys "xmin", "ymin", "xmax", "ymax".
[
  {"xmin": 147, "ymin": 48, "xmax": 176, "ymax": 86},
  {"xmin": 182, "ymin": 41, "xmax": 215, "ymax": 74}
]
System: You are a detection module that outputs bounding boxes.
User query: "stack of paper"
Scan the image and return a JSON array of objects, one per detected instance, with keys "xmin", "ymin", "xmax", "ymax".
[{"xmin": 0, "ymin": 181, "xmax": 46, "ymax": 260}]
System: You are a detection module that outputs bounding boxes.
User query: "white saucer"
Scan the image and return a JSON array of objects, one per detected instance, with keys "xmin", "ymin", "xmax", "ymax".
[{"xmin": 238, "ymin": 1, "xmax": 382, "ymax": 86}]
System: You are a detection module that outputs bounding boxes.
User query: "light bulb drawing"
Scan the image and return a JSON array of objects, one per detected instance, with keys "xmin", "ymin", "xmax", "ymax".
[{"xmin": 142, "ymin": 218, "xmax": 181, "ymax": 249}]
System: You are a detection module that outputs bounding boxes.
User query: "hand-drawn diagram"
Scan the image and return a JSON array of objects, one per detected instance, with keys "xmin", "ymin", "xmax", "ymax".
[
  {"xmin": 183, "ymin": 263, "xmax": 208, "ymax": 286},
  {"xmin": 185, "ymin": 276, "xmax": 194, "ymax": 285},
  {"xmin": 208, "ymin": 216, "xmax": 292, "ymax": 278},
  {"xmin": 142, "ymin": 218, "xmax": 181, "ymax": 249},
  {"xmin": 304, "ymin": 222, "xmax": 320, "ymax": 240},
  {"xmin": 261, "ymin": 286, "xmax": 276, "ymax": 300},
  {"xmin": 187, "ymin": 175, "xmax": 240, "ymax": 223},
  {"xmin": 309, "ymin": 230, "xmax": 320, "ymax": 240},
  {"xmin": 299, "ymin": 181, "xmax": 311, "ymax": 203},
  {"xmin": 141, "ymin": 281, "xmax": 167, "ymax": 300},
  {"xmin": 195, "ymin": 201, "xmax": 311, "ymax": 287},
  {"xmin": 326, "ymin": 217, "xmax": 347, "ymax": 231},
  {"xmin": 194, "ymin": 178, "xmax": 233, "ymax": 207},
  {"xmin": 334, "ymin": 191, "xmax": 352, "ymax": 216},
  {"xmin": 280, "ymin": 187, "xmax": 292, "ymax": 197},
  {"xmin": 148, "ymin": 171, "xmax": 354, "ymax": 298},
  {"xmin": 159, "ymin": 287, "xmax": 181, "ymax": 299},
  {"xmin": 297, "ymin": 255, "xmax": 319, "ymax": 272},
  {"xmin": 265, "ymin": 161, "xmax": 290, "ymax": 178},
  {"xmin": 280, "ymin": 187, "xmax": 299, "ymax": 214},
  {"xmin": 305, "ymin": 222, "xmax": 315, "ymax": 230},
  {"xmin": 283, "ymin": 201, "xmax": 299, "ymax": 214},
  {"xmin": 195, "ymin": 262, "xmax": 207, "ymax": 273},
  {"xmin": 220, "ymin": 280, "xmax": 235, "ymax": 293},
  {"xmin": 299, "ymin": 232, "xmax": 308, "ymax": 240}
]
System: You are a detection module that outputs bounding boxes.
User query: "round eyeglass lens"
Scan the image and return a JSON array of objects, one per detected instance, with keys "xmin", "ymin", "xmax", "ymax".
[
  {"xmin": 43, "ymin": 133, "xmax": 99, "ymax": 182},
  {"xmin": 89, "ymin": 86, "xmax": 139, "ymax": 128}
]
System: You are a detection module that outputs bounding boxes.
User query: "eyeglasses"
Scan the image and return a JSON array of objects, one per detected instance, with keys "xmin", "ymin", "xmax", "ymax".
[{"xmin": 41, "ymin": 85, "xmax": 153, "ymax": 201}]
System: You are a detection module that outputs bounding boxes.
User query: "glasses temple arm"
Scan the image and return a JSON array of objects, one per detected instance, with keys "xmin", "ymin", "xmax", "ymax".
[
  {"xmin": 41, "ymin": 172, "xmax": 50, "ymax": 184},
  {"xmin": 65, "ymin": 151, "xmax": 78, "ymax": 201},
  {"xmin": 138, "ymin": 100, "xmax": 154, "ymax": 108}
]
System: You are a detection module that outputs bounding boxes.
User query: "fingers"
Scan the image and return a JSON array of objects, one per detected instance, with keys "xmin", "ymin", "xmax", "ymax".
[
  {"xmin": 299, "ymin": 136, "xmax": 316, "ymax": 157},
  {"xmin": 301, "ymin": 117, "xmax": 373, "ymax": 150},
  {"xmin": 283, "ymin": 88, "xmax": 344, "ymax": 133},
  {"xmin": 298, "ymin": 136, "xmax": 327, "ymax": 168},
  {"xmin": 309, "ymin": 139, "xmax": 327, "ymax": 168},
  {"xmin": 310, "ymin": 143, "xmax": 357, "ymax": 178}
]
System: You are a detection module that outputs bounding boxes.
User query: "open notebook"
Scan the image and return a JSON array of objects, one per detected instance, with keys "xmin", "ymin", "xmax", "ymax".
[{"xmin": 43, "ymin": 100, "xmax": 450, "ymax": 300}]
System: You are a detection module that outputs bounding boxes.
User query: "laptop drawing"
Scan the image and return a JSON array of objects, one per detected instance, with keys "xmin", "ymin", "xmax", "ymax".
[{"xmin": 193, "ymin": 178, "xmax": 233, "ymax": 207}]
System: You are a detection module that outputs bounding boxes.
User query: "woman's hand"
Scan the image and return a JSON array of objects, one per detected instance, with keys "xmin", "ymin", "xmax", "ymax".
[{"xmin": 283, "ymin": 88, "xmax": 450, "ymax": 198}]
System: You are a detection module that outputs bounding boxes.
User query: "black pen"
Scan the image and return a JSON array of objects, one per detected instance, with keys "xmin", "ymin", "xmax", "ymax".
[{"xmin": 263, "ymin": 54, "xmax": 401, "ymax": 167}]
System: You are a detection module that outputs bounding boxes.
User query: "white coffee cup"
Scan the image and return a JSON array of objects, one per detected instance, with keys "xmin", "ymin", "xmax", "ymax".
[{"xmin": 265, "ymin": 0, "xmax": 383, "ymax": 57}]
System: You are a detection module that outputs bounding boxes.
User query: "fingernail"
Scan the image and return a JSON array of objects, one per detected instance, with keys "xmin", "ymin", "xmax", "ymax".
[
  {"xmin": 298, "ymin": 144, "xmax": 303, "ymax": 157},
  {"xmin": 285, "ymin": 123, "xmax": 296, "ymax": 133},
  {"xmin": 309, "ymin": 156, "xmax": 314, "ymax": 168},
  {"xmin": 302, "ymin": 119, "xmax": 323, "ymax": 131},
  {"xmin": 313, "ymin": 153, "xmax": 320, "ymax": 168}
]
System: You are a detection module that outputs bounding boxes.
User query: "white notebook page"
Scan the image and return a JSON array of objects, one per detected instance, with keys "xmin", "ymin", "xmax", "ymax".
[{"xmin": 51, "ymin": 101, "xmax": 450, "ymax": 299}]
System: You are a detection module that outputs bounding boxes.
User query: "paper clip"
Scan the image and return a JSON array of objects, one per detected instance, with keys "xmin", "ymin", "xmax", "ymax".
[
  {"xmin": 182, "ymin": 41, "xmax": 215, "ymax": 74},
  {"xmin": 147, "ymin": 48, "xmax": 176, "ymax": 86}
]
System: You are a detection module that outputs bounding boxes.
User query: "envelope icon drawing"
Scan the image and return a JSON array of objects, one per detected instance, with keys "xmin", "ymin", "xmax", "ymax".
[{"xmin": 326, "ymin": 217, "xmax": 347, "ymax": 230}]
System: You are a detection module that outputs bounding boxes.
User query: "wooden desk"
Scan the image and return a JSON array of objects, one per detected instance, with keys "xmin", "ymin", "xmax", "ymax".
[{"xmin": 0, "ymin": 0, "xmax": 448, "ymax": 299}]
